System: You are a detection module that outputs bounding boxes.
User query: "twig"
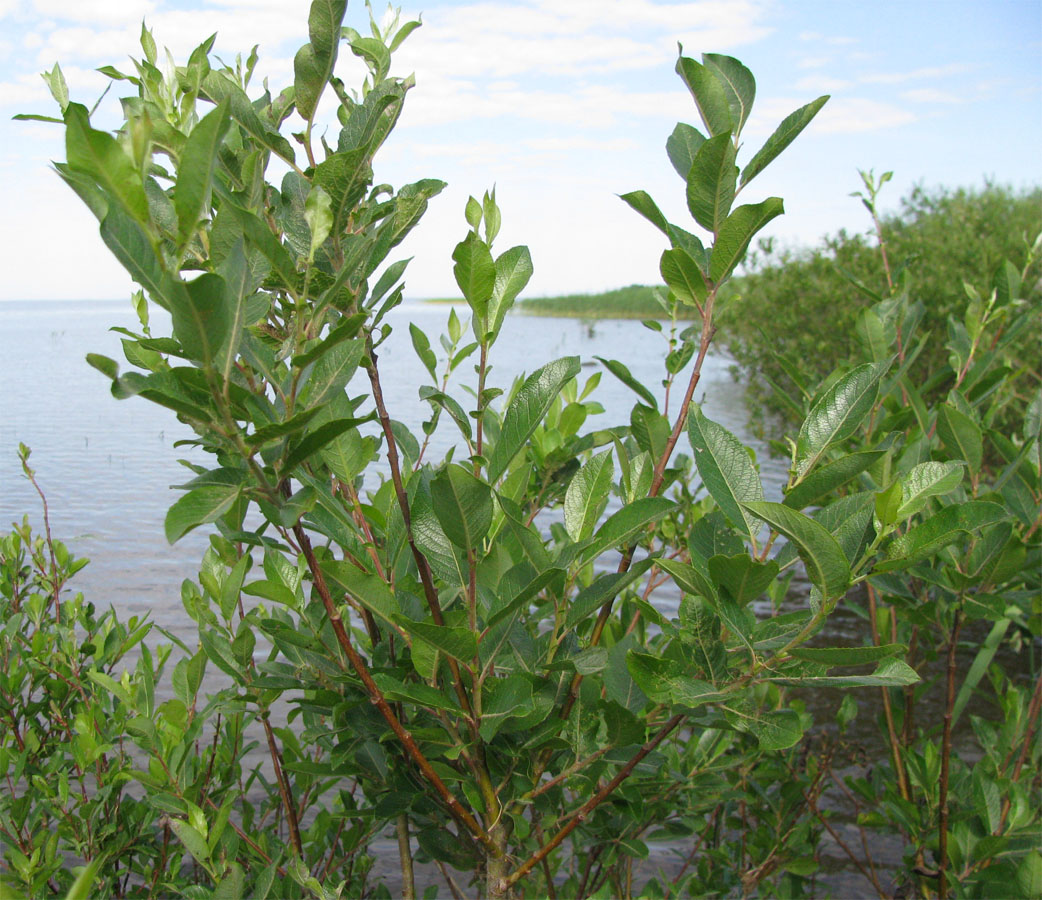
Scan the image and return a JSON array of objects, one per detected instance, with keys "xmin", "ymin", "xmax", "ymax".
[
  {"xmin": 502, "ymin": 713, "xmax": 686, "ymax": 891},
  {"xmin": 938, "ymin": 608, "xmax": 962, "ymax": 900},
  {"xmin": 396, "ymin": 813, "xmax": 416, "ymax": 900}
]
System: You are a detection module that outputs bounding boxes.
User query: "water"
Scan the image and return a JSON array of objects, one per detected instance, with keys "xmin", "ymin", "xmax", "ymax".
[{"xmin": 0, "ymin": 299, "xmax": 784, "ymax": 640}]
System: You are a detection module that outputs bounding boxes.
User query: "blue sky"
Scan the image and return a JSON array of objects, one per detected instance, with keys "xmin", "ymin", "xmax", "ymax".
[{"xmin": 0, "ymin": 0, "xmax": 1038, "ymax": 301}]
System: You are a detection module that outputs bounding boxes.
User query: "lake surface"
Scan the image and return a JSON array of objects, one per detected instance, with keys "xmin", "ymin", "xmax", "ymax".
[{"xmin": 1, "ymin": 298, "xmax": 786, "ymax": 640}]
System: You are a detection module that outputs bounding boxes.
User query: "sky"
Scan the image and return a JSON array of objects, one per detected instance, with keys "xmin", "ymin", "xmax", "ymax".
[{"xmin": 0, "ymin": 0, "xmax": 1039, "ymax": 301}]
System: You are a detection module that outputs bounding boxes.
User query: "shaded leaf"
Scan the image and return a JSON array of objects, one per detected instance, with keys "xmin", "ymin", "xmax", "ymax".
[
  {"xmin": 743, "ymin": 501, "xmax": 850, "ymax": 601},
  {"xmin": 431, "ymin": 464, "xmax": 494, "ymax": 550}
]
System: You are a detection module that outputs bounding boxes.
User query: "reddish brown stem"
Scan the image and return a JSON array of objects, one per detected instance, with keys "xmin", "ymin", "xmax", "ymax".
[
  {"xmin": 868, "ymin": 584, "xmax": 911, "ymax": 801},
  {"xmin": 261, "ymin": 714, "xmax": 303, "ymax": 856},
  {"xmin": 502, "ymin": 713, "xmax": 686, "ymax": 891},
  {"xmin": 364, "ymin": 347, "xmax": 475, "ymax": 719},
  {"xmin": 938, "ymin": 608, "xmax": 962, "ymax": 900},
  {"xmin": 292, "ymin": 524, "xmax": 497, "ymax": 857}
]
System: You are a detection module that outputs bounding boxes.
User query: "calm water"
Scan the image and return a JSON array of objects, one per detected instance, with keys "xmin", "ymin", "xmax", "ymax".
[{"xmin": 0, "ymin": 299, "xmax": 783, "ymax": 640}]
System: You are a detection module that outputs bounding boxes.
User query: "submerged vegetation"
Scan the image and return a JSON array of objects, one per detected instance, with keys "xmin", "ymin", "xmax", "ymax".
[{"xmin": 2, "ymin": 3, "xmax": 1040, "ymax": 900}]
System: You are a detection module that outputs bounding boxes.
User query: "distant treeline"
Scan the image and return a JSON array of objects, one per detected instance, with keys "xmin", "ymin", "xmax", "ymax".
[{"xmin": 515, "ymin": 284, "xmax": 682, "ymax": 319}]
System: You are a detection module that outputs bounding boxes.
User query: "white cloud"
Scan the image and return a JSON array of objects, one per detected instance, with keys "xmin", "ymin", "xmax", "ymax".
[
  {"xmin": 813, "ymin": 97, "xmax": 915, "ymax": 133},
  {"xmin": 798, "ymin": 31, "xmax": 856, "ymax": 46},
  {"xmin": 0, "ymin": 71, "xmax": 48, "ymax": 106},
  {"xmin": 794, "ymin": 75, "xmax": 851, "ymax": 93},
  {"xmin": 33, "ymin": 0, "xmax": 156, "ymax": 25},
  {"xmin": 797, "ymin": 56, "xmax": 830, "ymax": 69},
  {"xmin": 900, "ymin": 87, "xmax": 962, "ymax": 104},
  {"xmin": 394, "ymin": 0, "xmax": 772, "ymax": 82},
  {"xmin": 861, "ymin": 63, "xmax": 973, "ymax": 85},
  {"xmin": 400, "ymin": 79, "xmax": 688, "ymax": 129}
]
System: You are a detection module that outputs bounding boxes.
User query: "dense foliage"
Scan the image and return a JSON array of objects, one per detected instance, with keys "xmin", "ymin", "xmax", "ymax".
[
  {"xmin": 718, "ymin": 178, "xmax": 1042, "ymax": 432},
  {"xmin": 3, "ymin": 4, "xmax": 1039, "ymax": 900}
]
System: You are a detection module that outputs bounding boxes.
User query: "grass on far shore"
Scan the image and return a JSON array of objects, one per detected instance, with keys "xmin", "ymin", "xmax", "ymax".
[{"xmin": 423, "ymin": 284, "xmax": 711, "ymax": 319}]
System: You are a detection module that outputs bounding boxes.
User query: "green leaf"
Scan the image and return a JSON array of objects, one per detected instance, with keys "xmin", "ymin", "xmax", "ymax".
[
  {"xmin": 702, "ymin": 54, "xmax": 756, "ymax": 136},
  {"xmin": 64, "ymin": 102, "xmax": 150, "ymax": 226},
  {"xmin": 724, "ymin": 706, "xmax": 802, "ymax": 750},
  {"xmin": 741, "ymin": 95, "xmax": 829, "ymax": 187},
  {"xmin": 686, "ymin": 132, "xmax": 737, "ymax": 232},
  {"xmin": 372, "ymin": 674, "xmax": 459, "ymax": 713},
  {"xmin": 688, "ymin": 406, "xmax": 764, "ymax": 543},
  {"xmin": 305, "ymin": 184, "xmax": 333, "ymax": 258},
  {"xmin": 86, "ymin": 352, "xmax": 119, "ymax": 379},
  {"xmin": 170, "ymin": 818, "xmax": 212, "ymax": 867},
  {"xmin": 707, "ymin": 554, "xmax": 778, "ymax": 605},
  {"xmin": 595, "ymin": 356, "xmax": 658, "ymax": 409},
  {"xmin": 488, "ymin": 356, "xmax": 581, "ymax": 481},
  {"xmin": 583, "ymin": 498, "xmax": 674, "ymax": 563},
  {"xmin": 770, "ymin": 658, "xmax": 920, "ymax": 688},
  {"xmin": 301, "ymin": 338, "xmax": 364, "ymax": 407},
  {"xmin": 566, "ymin": 557, "xmax": 656, "ymax": 628},
  {"xmin": 281, "ymin": 416, "xmax": 373, "ymax": 474},
  {"xmin": 431, "ymin": 464, "xmax": 494, "ymax": 550},
  {"xmin": 879, "ymin": 501, "xmax": 1007, "ymax": 570},
  {"xmin": 675, "ymin": 56, "xmax": 732, "ymax": 136},
  {"xmin": 410, "ymin": 322, "xmax": 438, "ymax": 379},
  {"xmin": 666, "ymin": 122, "xmax": 706, "ymax": 179},
  {"xmin": 564, "ymin": 449, "xmax": 614, "ymax": 542},
  {"xmin": 174, "ymin": 98, "xmax": 230, "ymax": 248},
  {"xmin": 322, "ymin": 563, "xmax": 399, "ymax": 629},
  {"xmin": 294, "ymin": 0, "xmax": 347, "ymax": 120},
  {"xmin": 166, "ymin": 483, "xmax": 241, "ymax": 543},
  {"xmin": 742, "ymin": 501, "xmax": 850, "ymax": 601},
  {"xmin": 656, "ymin": 556, "xmax": 716, "ymax": 600},
  {"xmin": 783, "ymin": 451, "xmax": 884, "ymax": 509},
  {"xmin": 64, "ymin": 858, "xmax": 104, "ymax": 900},
  {"xmin": 479, "ymin": 675, "xmax": 534, "ymax": 741},
  {"xmin": 935, "ymin": 403, "xmax": 983, "ymax": 474},
  {"xmin": 660, "ymin": 247, "xmax": 708, "ymax": 307},
  {"xmin": 95, "ymin": 204, "xmax": 166, "ymax": 306},
  {"xmin": 795, "ymin": 362, "xmax": 888, "ymax": 477},
  {"xmin": 293, "ymin": 313, "xmax": 366, "ymax": 369},
  {"xmin": 213, "ymin": 864, "xmax": 245, "ymax": 900},
  {"xmin": 896, "ymin": 461, "xmax": 965, "ymax": 519},
  {"xmin": 619, "ymin": 190, "xmax": 672, "ymax": 237},
  {"xmin": 452, "ymin": 232, "xmax": 495, "ymax": 318},
  {"xmin": 953, "ymin": 617, "xmax": 1010, "ymax": 726},
  {"xmin": 487, "ymin": 245, "xmax": 533, "ymax": 340},
  {"xmin": 709, "ymin": 198, "xmax": 784, "ymax": 282},
  {"xmin": 395, "ymin": 619, "xmax": 477, "ymax": 664},
  {"xmin": 167, "ymin": 273, "xmax": 229, "ymax": 366},
  {"xmin": 247, "ymin": 407, "xmax": 323, "ymax": 446},
  {"xmin": 626, "ymin": 652, "xmax": 726, "ymax": 709},
  {"xmin": 486, "ymin": 567, "xmax": 564, "ymax": 629},
  {"xmin": 789, "ymin": 644, "xmax": 905, "ymax": 665},
  {"xmin": 201, "ymin": 72, "xmax": 296, "ymax": 166}
]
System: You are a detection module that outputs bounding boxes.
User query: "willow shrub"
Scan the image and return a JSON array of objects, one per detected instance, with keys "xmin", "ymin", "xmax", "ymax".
[
  {"xmin": 6, "ymin": 2, "xmax": 1037, "ymax": 898},
  {"xmin": 719, "ymin": 177, "xmax": 1042, "ymax": 434}
]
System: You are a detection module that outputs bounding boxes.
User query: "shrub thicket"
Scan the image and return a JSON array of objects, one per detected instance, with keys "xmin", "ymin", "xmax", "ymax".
[{"xmin": 718, "ymin": 181, "xmax": 1042, "ymax": 431}]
